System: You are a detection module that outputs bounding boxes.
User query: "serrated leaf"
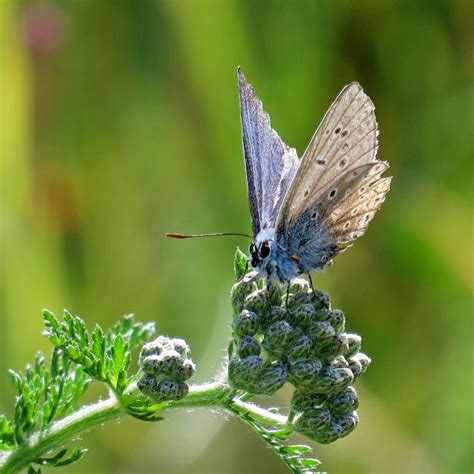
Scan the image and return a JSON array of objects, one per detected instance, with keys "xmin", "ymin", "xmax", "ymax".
[
  {"xmin": 128, "ymin": 321, "xmax": 156, "ymax": 349},
  {"xmin": 300, "ymin": 458, "xmax": 320, "ymax": 467},
  {"xmin": 35, "ymin": 448, "xmax": 68, "ymax": 465},
  {"xmin": 116, "ymin": 369, "xmax": 128, "ymax": 394},
  {"xmin": 66, "ymin": 346, "xmax": 81, "ymax": 361},
  {"xmin": 128, "ymin": 412, "xmax": 165, "ymax": 423},
  {"xmin": 237, "ymin": 412, "xmax": 320, "ymax": 473},
  {"xmin": 267, "ymin": 428, "xmax": 292, "ymax": 438},
  {"xmin": 109, "ymin": 335, "xmax": 128, "ymax": 388},
  {"xmin": 285, "ymin": 444, "xmax": 312, "ymax": 454},
  {"xmin": 35, "ymin": 447, "xmax": 87, "ymax": 467},
  {"xmin": 0, "ymin": 415, "xmax": 15, "ymax": 448},
  {"xmin": 42, "ymin": 309, "xmax": 60, "ymax": 331},
  {"xmin": 234, "ymin": 247, "xmax": 249, "ymax": 279},
  {"xmin": 92, "ymin": 326, "xmax": 105, "ymax": 361},
  {"xmin": 55, "ymin": 447, "xmax": 87, "ymax": 466},
  {"xmin": 9, "ymin": 370, "xmax": 24, "ymax": 391}
]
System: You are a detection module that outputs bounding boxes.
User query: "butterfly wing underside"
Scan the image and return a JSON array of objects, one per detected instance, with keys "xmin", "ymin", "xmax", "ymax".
[
  {"xmin": 275, "ymin": 82, "xmax": 392, "ymax": 272},
  {"xmin": 238, "ymin": 67, "xmax": 300, "ymax": 236}
]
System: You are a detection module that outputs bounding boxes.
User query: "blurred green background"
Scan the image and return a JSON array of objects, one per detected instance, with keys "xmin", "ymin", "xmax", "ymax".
[{"xmin": 1, "ymin": 0, "xmax": 472, "ymax": 473}]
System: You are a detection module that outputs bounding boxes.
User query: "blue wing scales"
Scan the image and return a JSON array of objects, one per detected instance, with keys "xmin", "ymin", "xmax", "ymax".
[{"xmin": 238, "ymin": 68, "xmax": 299, "ymax": 236}]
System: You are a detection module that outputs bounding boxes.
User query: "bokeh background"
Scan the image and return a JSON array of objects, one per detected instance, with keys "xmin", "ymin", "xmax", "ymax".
[{"xmin": 1, "ymin": 1, "xmax": 472, "ymax": 473}]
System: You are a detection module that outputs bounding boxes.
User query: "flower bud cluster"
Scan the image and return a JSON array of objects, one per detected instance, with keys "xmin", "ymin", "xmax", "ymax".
[
  {"xmin": 229, "ymin": 272, "xmax": 371, "ymax": 443},
  {"xmin": 137, "ymin": 335, "xmax": 195, "ymax": 403}
]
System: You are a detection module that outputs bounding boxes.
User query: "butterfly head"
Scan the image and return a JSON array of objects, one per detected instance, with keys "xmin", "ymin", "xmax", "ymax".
[{"xmin": 249, "ymin": 240, "xmax": 272, "ymax": 269}]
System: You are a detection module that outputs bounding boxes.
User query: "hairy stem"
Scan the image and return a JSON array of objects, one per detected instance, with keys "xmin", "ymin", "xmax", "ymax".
[{"xmin": 0, "ymin": 382, "xmax": 288, "ymax": 473}]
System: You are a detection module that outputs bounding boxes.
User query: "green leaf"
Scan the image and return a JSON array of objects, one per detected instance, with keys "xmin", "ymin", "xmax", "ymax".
[
  {"xmin": 108, "ymin": 334, "xmax": 127, "ymax": 389},
  {"xmin": 285, "ymin": 444, "xmax": 312, "ymax": 454},
  {"xmin": 92, "ymin": 326, "xmax": 105, "ymax": 362},
  {"xmin": 42, "ymin": 309, "xmax": 60, "ymax": 332},
  {"xmin": 54, "ymin": 447, "xmax": 87, "ymax": 466},
  {"xmin": 237, "ymin": 412, "xmax": 320, "ymax": 473},
  {"xmin": 234, "ymin": 247, "xmax": 249, "ymax": 279},
  {"xmin": 34, "ymin": 447, "xmax": 87, "ymax": 467},
  {"xmin": 0, "ymin": 415, "xmax": 15, "ymax": 449},
  {"xmin": 128, "ymin": 412, "xmax": 165, "ymax": 423}
]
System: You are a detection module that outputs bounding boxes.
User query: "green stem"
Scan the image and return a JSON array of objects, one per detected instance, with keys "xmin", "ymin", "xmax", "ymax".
[
  {"xmin": 0, "ymin": 382, "xmax": 289, "ymax": 473},
  {"xmin": 0, "ymin": 396, "xmax": 122, "ymax": 474}
]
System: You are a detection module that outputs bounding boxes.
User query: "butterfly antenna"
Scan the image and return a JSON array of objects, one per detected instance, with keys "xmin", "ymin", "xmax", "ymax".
[{"xmin": 166, "ymin": 232, "xmax": 252, "ymax": 240}]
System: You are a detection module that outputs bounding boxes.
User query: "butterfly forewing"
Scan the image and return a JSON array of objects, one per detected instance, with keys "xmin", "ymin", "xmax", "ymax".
[{"xmin": 238, "ymin": 68, "xmax": 300, "ymax": 235}]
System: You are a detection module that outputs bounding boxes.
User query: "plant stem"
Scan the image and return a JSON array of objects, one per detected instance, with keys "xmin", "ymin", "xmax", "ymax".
[
  {"xmin": 0, "ymin": 382, "xmax": 288, "ymax": 473},
  {"xmin": 0, "ymin": 396, "xmax": 122, "ymax": 474}
]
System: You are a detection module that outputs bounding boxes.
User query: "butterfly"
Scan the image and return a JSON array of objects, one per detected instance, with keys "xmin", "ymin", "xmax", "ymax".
[{"xmin": 167, "ymin": 67, "xmax": 391, "ymax": 284}]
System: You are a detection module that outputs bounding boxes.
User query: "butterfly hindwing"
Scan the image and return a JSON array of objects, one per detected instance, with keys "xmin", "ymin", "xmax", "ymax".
[
  {"xmin": 328, "ymin": 168, "xmax": 392, "ymax": 243},
  {"xmin": 238, "ymin": 68, "xmax": 300, "ymax": 235},
  {"xmin": 275, "ymin": 82, "xmax": 390, "ymax": 271}
]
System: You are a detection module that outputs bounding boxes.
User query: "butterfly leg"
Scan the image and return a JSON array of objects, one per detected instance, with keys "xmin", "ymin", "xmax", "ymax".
[
  {"xmin": 307, "ymin": 272, "xmax": 316, "ymax": 294},
  {"xmin": 284, "ymin": 281, "xmax": 292, "ymax": 316}
]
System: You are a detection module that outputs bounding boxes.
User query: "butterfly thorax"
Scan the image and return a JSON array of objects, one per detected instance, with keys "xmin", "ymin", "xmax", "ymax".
[{"xmin": 250, "ymin": 229, "xmax": 301, "ymax": 283}]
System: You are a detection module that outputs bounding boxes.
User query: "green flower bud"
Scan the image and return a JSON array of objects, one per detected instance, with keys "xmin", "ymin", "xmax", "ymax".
[
  {"xmin": 291, "ymin": 304, "xmax": 316, "ymax": 328},
  {"xmin": 228, "ymin": 355, "xmax": 263, "ymax": 387},
  {"xmin": 289, "ymin": 278, "xmax": 311, "ymax": 294},
  {"xmin": 289, "ymin": 358, "xmax": 323, "ymax": 386},
  {"xmin": 233, "ymin": 310, "xmax": 258, "ymax": 337},
  {"xmin": 244, "ymin": 289, "xmax": 269, "ymax": 314},
  {"xmin": 267, "ymin": 285, "xmax": 284, "ymax": 305},
  {"xmin": 327, "ymin": 386, "xmax": 359, "ymax": 416},
  {"xmin": 314, "ymin": 306, "xmax": 330, "ymax": 321},
  {"xmin": 253, "ymin": 361, "xmax": 288, "ymax": 395},
  {"xmin": 294, "ymin": 407, "xmax": 331, "ymax": 434},
  {"xmin": 306, "ymin": 420, "xmax": 343, "ymax": 444},
  {"xmin": 330, "ymin": 355, "xmax": 349, "ymax": 369},
  {"xmin": 286, "ymin": 334, "xmax": 313, "ymax": 359},
  {"xmin": 311, "ymin": 289, "xmax": 330, "ymax": 310},
  {"xmin": 170, "ymin": 338, "xmax": 189, "ymax": 357},
  {"xmin": 264, "ymin": 305, "xmax": 286, "ymax": 326},
  {"xmin": 238, "ymin": 335, "xmax": 261, "ymax": 358},
  {"xmin": 348, "ymin": 352, "xmax": 371, "ymax": 377},
  {"xmin": 263, "ymin": 320, "xmax": 294, "ymax": 355},
  {"xmin": 326, "ymin": 310, "xmax": 345, "ymax": 334},
  {"xmin": 177, "ymin": 359, "xmax": 196, "ymax": 381},
  {"xmin": 348, "ymin": 358, "xmax": 363, "ymax": 377},
  {"xmin": 157, "ymin": 350, "xmax": 183, "ymax": 376},
  {"xmin": 138, "ymin": 374, "xmax": 189, "ymax": 402},
  {"xmin": 154, "ymin": 379, "xmax": 180, "ymax": 402},
  {"xmin": 312, "ymin": 367, "xmax": 354, "ymax": 394},
  {"xmin": 333, "ymin": 411, "xmax": 359, "ymax": 438},
  {"xmin": 141, "ymin": 354, "xmax": 161, "ymax": 375},
  {"xmin": 137, "ymin": 374, "xmax": 158, "ymax": 398},
  {"xmin": 291, "ymin": 390, "xmax": 327, "ymax": 412},
  {"xmin": 308, "ymin": 321, "xmax": 335, "ymax": 340},
  {"xmin": 139, "ymin": 338, "xmax": 167, "ymax": 364},
  {"xmin": 317, "ymin": 334, "xmax": 349, "ymax": 358},
  {"xmin": 287, "ymin": 291, "xmax": 313, "ymax": 311},
  {"xmin": 314, "ymin": 307, "xmax": 330, "ymax": 321},
  {"xmin": 345, "ymin": 334, "xmax": 362, "ymax": 358},
  {"xmin": 231, "ymin": 272, "xmax": 258, "ymax": 312},
  {"xmin": 155, "ymin": 335, "xmax": 173, "ymax": 347},
  {"xmin": 174, "ymin": 381, "xmax": 190, "ymax": 400}
]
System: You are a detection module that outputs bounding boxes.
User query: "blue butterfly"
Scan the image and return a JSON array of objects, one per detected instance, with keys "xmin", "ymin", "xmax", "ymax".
[{"xmin": 168, "ymin": 68, "xmax": 391, "ymax": 284}]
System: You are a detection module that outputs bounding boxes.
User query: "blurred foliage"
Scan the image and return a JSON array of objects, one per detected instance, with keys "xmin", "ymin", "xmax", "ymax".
[{"xmin": 0, "ymin": 0, "xmax": 472, "ymax": 472}]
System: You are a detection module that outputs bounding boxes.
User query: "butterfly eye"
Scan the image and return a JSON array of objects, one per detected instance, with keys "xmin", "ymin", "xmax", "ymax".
[{"xmin": 260, "ymin": 241, "xmax": 271, "ymax": 259}]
